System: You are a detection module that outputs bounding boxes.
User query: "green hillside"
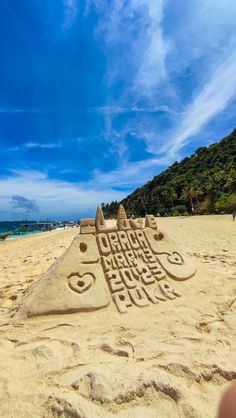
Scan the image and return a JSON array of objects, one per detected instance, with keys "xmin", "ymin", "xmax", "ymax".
[{"xmin": 102, "ymin": 129, "xmax": 236, "ymax": 217}]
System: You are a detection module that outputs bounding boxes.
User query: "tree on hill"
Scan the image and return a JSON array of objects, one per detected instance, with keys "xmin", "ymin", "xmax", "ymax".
[
  {"xmin": 181, "ymin": 184, "xmax": 202, "ymax": 212},
  {"xmin": 103, "ymin": 129, "xmax": 236, "ymax": 217}
]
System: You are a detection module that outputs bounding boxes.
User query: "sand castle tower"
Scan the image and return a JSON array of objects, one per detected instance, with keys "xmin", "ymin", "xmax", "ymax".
[{"xmin": 16, "ymin": 206, "xmax": 197, "ymax": 318}]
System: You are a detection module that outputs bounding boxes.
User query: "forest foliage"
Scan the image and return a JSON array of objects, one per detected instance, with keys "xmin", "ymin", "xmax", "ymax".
[{"xmin": 102, "ymin": 129, "xmax": 236, "ymax": 217}]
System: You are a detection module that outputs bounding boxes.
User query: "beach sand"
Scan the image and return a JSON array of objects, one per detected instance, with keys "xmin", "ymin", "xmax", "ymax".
[{"xmin": 0, "ymin": 215, "xmax": 235, "ymax": 417}]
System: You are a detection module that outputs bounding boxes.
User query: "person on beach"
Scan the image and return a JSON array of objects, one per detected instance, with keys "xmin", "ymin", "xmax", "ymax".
[{"xmin": 232, "ymin": 211, "xmax": 236, "ymax": 221}]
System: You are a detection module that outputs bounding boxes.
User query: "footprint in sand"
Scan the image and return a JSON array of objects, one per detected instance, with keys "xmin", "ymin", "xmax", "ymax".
[{"xmin": 196, "ymin": 322, "xmax": 211, "ymax": 334}]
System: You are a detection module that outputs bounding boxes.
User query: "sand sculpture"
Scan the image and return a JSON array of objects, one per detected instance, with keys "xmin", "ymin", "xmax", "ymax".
[{"xmin": 17, "ymin": 206, "xmax": 197, "ymax": 317}]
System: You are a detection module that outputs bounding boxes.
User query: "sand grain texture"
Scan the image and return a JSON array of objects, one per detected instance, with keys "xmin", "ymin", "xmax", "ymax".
[{"xmin": 0, "ymin": 216, "xmax": 236, "ymax": 418}]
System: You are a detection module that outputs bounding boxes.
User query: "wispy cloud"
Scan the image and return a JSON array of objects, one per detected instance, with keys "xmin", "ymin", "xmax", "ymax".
[
  {"xmin": 25, "ymin": 142, "xmax": 62, "ymax": 149},
  {"xmin": 94, "ymin": 0, "xmax": 169, "ymax": 94},
  {"xmin": 63, "ymin": 0, "xmax": 78, "ymax": 29},
  {"xmin": 89, "ymin": 0, "xmax": 236, "ymax": 166},
  {"xmin": 87, "ymin": 105, "xmax": 174, "ymax": 114},
  {"xmin": 0, "ymin": 169, "xmax": 126, "ymax": 220},
  {"xmin": 161, "ymin": 51, "xmax": 236, "ymax": 156},
  {"xmin": 9, "ymin": 169, "xmax": 48, "ymax": 180},
  {"xmin": 89, "ymin": 154, "xmax": 172, "ymax": 188},
  {"xmin": 134, "ymin": 0, "xmax": 170, "ymax": 92},
  {"xmin": 0, "ymin": 105, "xmax": 173, "ymax": 116},
  {"xmin": 85, "ymin": 0, "xmax": 171, "ymax": 168},
  {"xmin": 95, "ymin": 47, "xmax": 236, "ymax": 184},
  {"xmin": 0, "ymin": 107, "xmax": 47, "ymax": 114}
]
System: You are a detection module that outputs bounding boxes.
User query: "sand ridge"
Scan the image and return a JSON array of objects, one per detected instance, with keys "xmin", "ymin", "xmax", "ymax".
[{"xmin": 0, "ymin": 215, "xmax": 236, "ymax": 417}]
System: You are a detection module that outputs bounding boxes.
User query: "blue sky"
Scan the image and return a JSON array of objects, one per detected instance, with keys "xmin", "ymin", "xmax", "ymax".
[{"xmin": 0, "ymin": 0, "xmax": 236, "ymax": 220}]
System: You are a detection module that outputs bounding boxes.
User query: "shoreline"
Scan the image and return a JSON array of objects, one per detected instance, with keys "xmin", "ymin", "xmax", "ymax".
[
  {"xmin": 1, "ymin": 213, "xmax": 234, "ymax": 240},
  {"xmin": 1, "ymin": 226, "xmax": 80, "ymax": 242}
]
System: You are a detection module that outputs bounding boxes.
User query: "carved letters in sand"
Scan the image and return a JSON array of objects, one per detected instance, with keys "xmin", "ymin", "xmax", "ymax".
[{"xmin": 17, "ymin": 206, "xmax": 197, "ymax": 317}]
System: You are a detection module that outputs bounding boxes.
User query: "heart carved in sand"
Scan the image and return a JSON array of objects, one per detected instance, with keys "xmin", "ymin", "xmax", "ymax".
[
  {"xmin": 68, "ymin": 273, "xmax": 95, "ymax": 294},
  {"xmin": 167, "ymin": 252, "xmax": 183, "ymax": 265}
]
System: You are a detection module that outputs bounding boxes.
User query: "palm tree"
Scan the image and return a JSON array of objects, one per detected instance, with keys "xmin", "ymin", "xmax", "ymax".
[
  {"xmin": 139, "ymin": 195, "xmax": 147, "ymax": 215},
  {"xmin": 159, "ymin": 187, "xmax": 177, "ymax": 208},
  {"xmin": 181, "ymin": 184, "xmax": 196, "ymax": 213},
  {"xmin": 168, "ymin": 187, "xmax": 177, "ymax": 208},
  {"xmin": 192, "ymin": 184, "xmax": 203, "ymax": 205},
  {"xmin": 224, "ymin": 170, "xmax": 236, "ymax": 194}
]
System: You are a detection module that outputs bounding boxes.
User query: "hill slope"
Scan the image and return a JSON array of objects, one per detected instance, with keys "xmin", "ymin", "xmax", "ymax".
[{"xmin": 102, "ymin": 129, "xmax": 236, "ymax": 217}]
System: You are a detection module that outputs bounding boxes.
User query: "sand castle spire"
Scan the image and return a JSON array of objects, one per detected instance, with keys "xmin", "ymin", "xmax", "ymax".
[
  {"xmin": 96, "ymin": 206, "xmax": 118, "ymax": 233},
  {"xmin": 117, "ymin": 204, "xmax": 131, "ymax": 231},
  {"xmin": 95, "ymin": 206, "xmax": 106, "ymax": 229},
  {"xmin": 117, "ymin": 204, "xmax": 127, "ymax": 220}
]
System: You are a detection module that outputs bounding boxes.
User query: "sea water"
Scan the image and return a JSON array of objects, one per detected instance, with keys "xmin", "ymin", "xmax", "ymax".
[{"xmin": 0, "ymin": 222, "xmax": 46, "ymax": 239}]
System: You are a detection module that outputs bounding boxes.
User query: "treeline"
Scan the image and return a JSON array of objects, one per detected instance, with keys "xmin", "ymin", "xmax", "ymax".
[{"xmin": 102, "ymin": 129, "xmax": 236, "ymax": 218}]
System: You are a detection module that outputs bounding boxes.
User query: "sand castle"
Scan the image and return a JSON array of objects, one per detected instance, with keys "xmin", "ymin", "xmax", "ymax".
[{"xmin": 17, "ymin": 206, "xmax": 197, "ymax": 317}]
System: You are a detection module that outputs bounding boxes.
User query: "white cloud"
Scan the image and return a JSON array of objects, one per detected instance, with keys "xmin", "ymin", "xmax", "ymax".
[
  {"xmin": 87, "ymin": 105, "xmax": 174, "ymax": 114},
  {"xmin": 87, "ymin": 0, "xmax": 170, "ymax": 167},
  {"xmin": 25, "ymin": 142, "xmax": 62, "ymax": 149},
  {"xmin": 84, "ymin": 47, "xmax": 236, "ymax": 189},
  {"xmin": 90, "ymin": 153, "xmax": 172, "ymax": 188},
  {"xmin": 89, "ymin": 0, "xmax": 236, "ymax": 165},
  {"xmin": 0, "ymin": 170, "xmax": 126, "ymax": 220},
  {"xmin": 94, "ymin": 0, "xmax": 169, "ymax": 93},
  {"xmin": 9, "ymin": 169, "xmax": 48, "ymax": 180},
  {"xmin": 134, "ymin": 0, "xmax": 170, "ymax": 92},
  {"xmin": 160, "ymin": 51, "xmax": 236, "ymax": 156}
]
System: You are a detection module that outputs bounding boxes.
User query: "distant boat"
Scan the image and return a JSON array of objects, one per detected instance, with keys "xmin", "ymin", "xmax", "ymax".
[
  {"xmin": 14, "ymin": 222, "xmax": 57, "ymax": 235},
  {"xmin": 0, "ymin": 232, "xmax": 10, "ymax": 240}
]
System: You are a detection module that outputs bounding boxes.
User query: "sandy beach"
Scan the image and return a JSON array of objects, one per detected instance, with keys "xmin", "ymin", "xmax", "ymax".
[{"xmin": 0, "ymin": 215, "xmax": 235, "ymax": 417}]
